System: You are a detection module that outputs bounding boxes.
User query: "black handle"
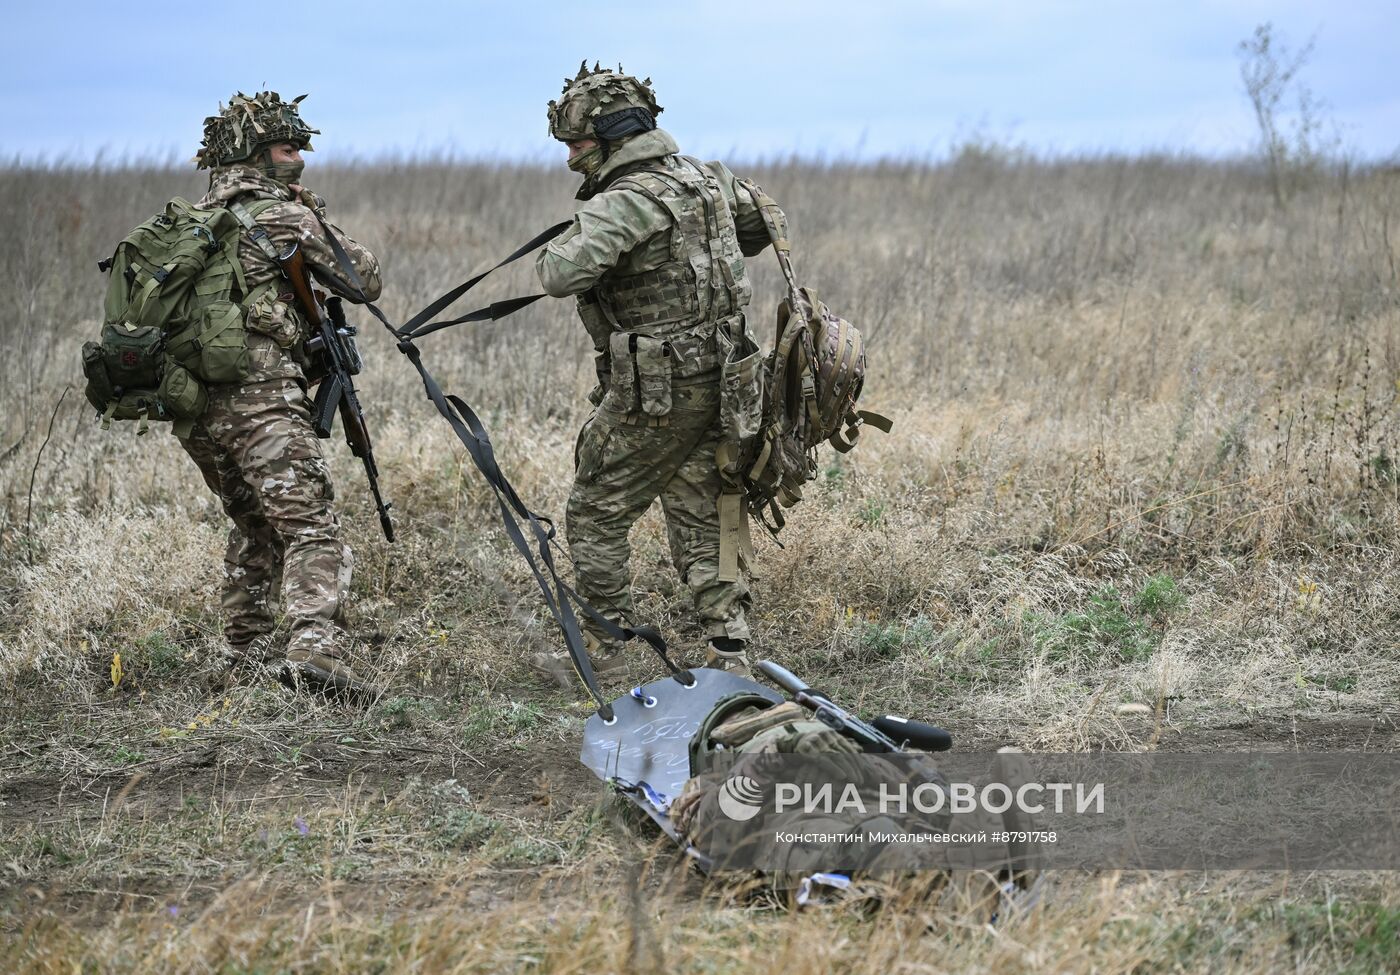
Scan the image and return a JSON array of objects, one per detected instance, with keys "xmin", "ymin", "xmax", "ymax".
[{"xmin": 872, "ymin": 715, "xmax": 953, "ymax": 752}]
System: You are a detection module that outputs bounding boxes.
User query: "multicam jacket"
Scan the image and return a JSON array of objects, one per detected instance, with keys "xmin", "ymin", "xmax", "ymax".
[
  {"xmin": 537, "ymin": 129, "xmax": 779, "ymax": 386},
  {"xmin": 196, "ymin": 166, "xmax": 382, "ymax": 384}
]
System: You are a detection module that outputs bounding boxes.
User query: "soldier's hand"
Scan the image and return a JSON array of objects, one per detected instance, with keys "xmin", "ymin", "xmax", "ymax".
[{"xmin": 289, "ymin": 186, "xmax": 327, "ymax": 214}]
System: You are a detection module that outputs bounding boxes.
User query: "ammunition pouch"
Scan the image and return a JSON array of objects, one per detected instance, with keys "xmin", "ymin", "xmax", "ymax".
[
  {"xmin": 635, "ymin": 335, "xmax": 673, "ymax": 418},
  {"xmin": 603, "ymin": 331, "xmax": 674, "ymax": 419}
]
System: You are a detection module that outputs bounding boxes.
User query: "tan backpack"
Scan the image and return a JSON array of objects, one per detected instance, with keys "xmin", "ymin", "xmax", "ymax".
[{"xmin": 716, "ymin": 180, "xmax": 892, "ymax": 580}]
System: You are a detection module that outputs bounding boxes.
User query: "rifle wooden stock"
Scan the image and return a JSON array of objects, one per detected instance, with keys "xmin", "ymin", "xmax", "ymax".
[{"xmin": 280, "ymin": 246, "xmax": 323, "ymax": 330}]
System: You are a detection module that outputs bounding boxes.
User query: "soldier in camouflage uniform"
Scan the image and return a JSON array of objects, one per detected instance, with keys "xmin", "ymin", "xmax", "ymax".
[
  {"xmin": 186, "ymin": 92, "xmax": 382, "ymax": 695},
  {"xmin": 534, "ymin": 64, "xmax": 786, "ymax": 679}
]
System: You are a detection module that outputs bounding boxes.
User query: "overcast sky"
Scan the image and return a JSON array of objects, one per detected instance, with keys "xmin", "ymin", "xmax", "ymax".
[{"xmin": 3, "ymin": 0, "xmax": 1396, "ymax": 163}]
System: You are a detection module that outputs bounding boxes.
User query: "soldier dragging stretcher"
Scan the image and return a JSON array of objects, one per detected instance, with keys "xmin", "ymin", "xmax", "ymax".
[{"xmin": 533, "ymin": 64, "xmax": 790, "ymax": 682}]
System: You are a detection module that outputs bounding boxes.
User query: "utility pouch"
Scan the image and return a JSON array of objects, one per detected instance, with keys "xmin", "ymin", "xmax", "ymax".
[
  {"xmin": 578, "ymin": 291, "xmax": 613, "ymax": 406},
  {"xmin": 243, "ymin": 288, "xmax": 301, "ymax": 349},
  {"xmin": 634, "ymin": 334, "xmax": 673, "ymax": 418},
  {"xmin": 577, "ymin": 290, "xmax": 614, "ymax": 353},
  {"xmin": 99, "ymin": 321, "xmax": 164, "ymax": 391},
  {"xmin": 156, "ymin": 357, "xmax": 208, "ymax": 419},
  {"xmin": 80, "ymin": 324, "xmax": 170, "ymax": 432},
  {"xmin": 188, "ymin": 299, "xmax": 250, "ymax": 384},
  {"xmin": 81, "ymin": 340, "xmax": 114, "ymax": 412},
  {"xmin": 603, "ymin": 331, "xmax": 638, "ymax": 414},
  {"xmin": 717, "ymin": 320, "xmax": 764, "ymax": 471}
]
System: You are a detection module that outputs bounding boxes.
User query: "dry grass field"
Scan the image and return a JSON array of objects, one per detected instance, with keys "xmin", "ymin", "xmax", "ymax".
[{"xmin": 1, "ymin": 152, "xmax": 1397, "ymax": 972}]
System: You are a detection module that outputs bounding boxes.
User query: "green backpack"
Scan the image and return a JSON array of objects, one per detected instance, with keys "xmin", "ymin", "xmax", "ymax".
[{"xmin": 83, "ymin": 197, "xmax": 278, "ymax": 433}]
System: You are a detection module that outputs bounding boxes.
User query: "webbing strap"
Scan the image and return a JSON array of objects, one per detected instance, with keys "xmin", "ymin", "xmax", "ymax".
[
  {"xmin": 860, "ymin": 410, "xmax": 894, "ymax": 434},
  {"xmin": 400, "ymin": 222, "xmax": 572, "ymax": 338},
  {"xmin": 129, "ymin": 261, "xmax": 174, "ymax": 322},
  {"xmin": 739, "ymin": 178, "xmax": 801, "ymax": 304},
  {"xmin": 228, "ymin": 239, "xmax": 249, "ymax": 298},
  {"xmin": 747, "ymin": 435, "xmax": 773, "ymax": 483},
  {"xmin": 409, "ymin": 292, "xmax": 551, "ymax": 339},
  {"xmin": 230, "ymin": 201, "xmax": 282, "ymax": 262},
  {"xmin": 309, "ymin": 212, "xmax": 688, "ymax": 716},
  {"xmin": 716, "ymin": 491, "xmax": 754, "ymax": 584}
]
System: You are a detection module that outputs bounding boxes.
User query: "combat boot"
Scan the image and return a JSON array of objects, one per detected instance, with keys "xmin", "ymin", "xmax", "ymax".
[
  {"xmin": 216, "ymin": 634, "xmax": 280, "ymax": 690},
  {"xmin": 530, "ymin": 634, "xmax": 627, "ymax": 689},
  {"xmin": 705, "ymin": 637, "xmax": 752, "ymax": 677},
  {"xmin": 279, "ymin": 647, "xmax": 379, "ymax": 702}
]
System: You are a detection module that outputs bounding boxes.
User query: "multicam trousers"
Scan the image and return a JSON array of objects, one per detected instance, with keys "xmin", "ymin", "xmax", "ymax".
[
  {"xmin": 566, "ymin": 378, "xmax": 752, "ymax": 650},
  {"xmin": 179, "ymin": 379, "xmax": 351, "ymax": 659}
]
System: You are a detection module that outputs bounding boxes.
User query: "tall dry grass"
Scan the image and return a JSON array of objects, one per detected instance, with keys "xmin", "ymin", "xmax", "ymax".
[
  {"xmin": 1, "ymin": 153, "xmax": 1397, "ymax": 971},
  {"xmin": 1, "ymin": 154, "xmax": 1394, "ymax": 704}
]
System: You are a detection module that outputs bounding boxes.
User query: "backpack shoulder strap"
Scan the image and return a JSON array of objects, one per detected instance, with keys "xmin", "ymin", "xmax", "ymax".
[
  {"xmin": 227, "ymin": 198, "xmax": 282, "ymax": 262},
  {"xmin": 735, "ymin": 176, "xmax": 801, "ymax": 299}
]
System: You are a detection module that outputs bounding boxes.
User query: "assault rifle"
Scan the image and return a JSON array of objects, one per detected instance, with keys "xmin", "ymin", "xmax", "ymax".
[
  {"xmin": 756, "ymin": 659, "xmax": 952, "ymax": 753},
  {"xmin": 277, "ymin": 243, "xmax": 395, "ymax": 541}
]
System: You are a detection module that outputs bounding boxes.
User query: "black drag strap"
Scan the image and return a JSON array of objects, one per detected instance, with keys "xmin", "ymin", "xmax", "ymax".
[
  {"xmin": 410, "ymin": 292, "xmax": 552, "ymax": 340},
  {"xmin": 310, "ymin": 213, "xmax": 568, "ymax": 342},
  {"xmin": 440, "ymin": 385, "xmax": 690, "ymax": 687},
  {"xmin": 400, "ymin": 221, "xmax": 572, "ymax": 339},
  {"xmin": 312, "ymin": 211, "xmax": 402, "ymax": 337},
  {"xmin": 551, "ymin": 570, "xmax": 694, "ymax": 686}
]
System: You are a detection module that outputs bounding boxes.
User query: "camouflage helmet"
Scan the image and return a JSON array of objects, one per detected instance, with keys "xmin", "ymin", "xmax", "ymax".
[
  {"xmin": 547, "ymin": 62, "xmax": 663, "ymax": 142},
  {"xmin": 195, "ymin": 91, "xmax": 318, "ymax": 169}
]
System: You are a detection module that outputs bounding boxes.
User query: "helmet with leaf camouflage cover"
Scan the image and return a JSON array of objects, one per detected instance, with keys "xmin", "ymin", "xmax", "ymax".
[
  {"xmin": 547, "ymin": 62, "xmax": 663, "ymax": 143},
  {"xmin": 195, "ymin": 91, "xmax": 318, "ymax": 169}
]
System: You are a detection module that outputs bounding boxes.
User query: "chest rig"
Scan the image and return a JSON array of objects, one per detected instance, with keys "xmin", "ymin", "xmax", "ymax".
[{"xmin": 588, "ymin": 156, "xmax": 752, "ymax": 380}]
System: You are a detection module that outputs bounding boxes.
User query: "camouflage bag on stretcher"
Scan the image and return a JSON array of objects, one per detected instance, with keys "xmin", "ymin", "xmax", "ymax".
[
  {"xmin": 713, "ymin": 180, "xmax": 893, "ymax": 581},
  {"xmin": 82, "ymin": 196, "xmax": 278, "ymax": 433}
]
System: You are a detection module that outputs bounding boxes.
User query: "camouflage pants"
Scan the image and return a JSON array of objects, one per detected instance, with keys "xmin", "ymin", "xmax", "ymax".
[
  {"xmin": 180, "ymin": 379, "xmax": 351, "ymax": 659},
  {"xmin": 566, "ymin": 379, "xmax": 751, "ymax": 650}
]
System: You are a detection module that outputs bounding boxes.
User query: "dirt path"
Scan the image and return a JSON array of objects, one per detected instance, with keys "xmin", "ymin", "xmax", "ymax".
[{"xmin": 4, "ymin": 696, "xmax": 1396, "ymax": 933}]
